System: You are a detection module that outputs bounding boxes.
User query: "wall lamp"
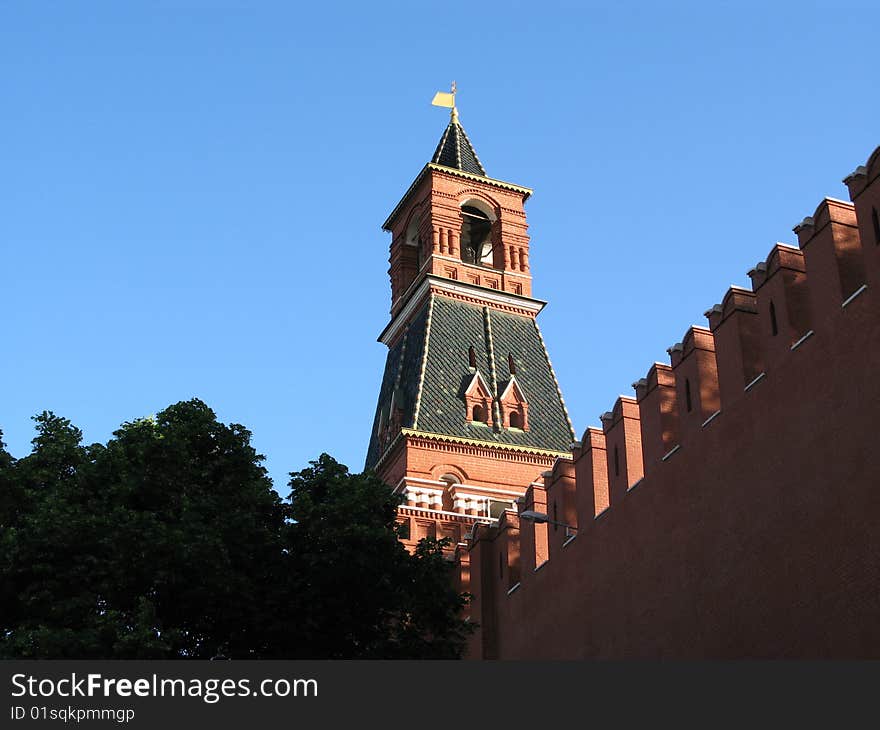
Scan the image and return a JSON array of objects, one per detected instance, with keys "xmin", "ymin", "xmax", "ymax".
[{"xmin": 519, "ymin": 510, "xmax": 578, "ymax": 533}]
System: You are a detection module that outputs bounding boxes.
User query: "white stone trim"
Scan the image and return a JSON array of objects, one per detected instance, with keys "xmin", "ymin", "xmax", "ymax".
[
  {"xmin": 451, "ymin": 484, "xmax": 524, "ymax": 498},
  {"xmin": 790, "ymin": 330, "xmax": 815, "ymax": 351},
  {"xmin": 393, "ymin": 475, "xmax": 446, "ymax": 493},
  {"xmin": 744, "ymin": 372, "xmax": 766, "ymax": 392},
  {"xmin": 429, "ymin": 276, "xmax": 545, "ymax": 313},
  {"xmin": 379, "ymin": 275, "xmax": 546, "ymax": 345},
  {"xmin": 498, "ymin": 374, "xmax": 526, "ymax": 402},
  {"xmin": 842, "ymin": 284, "xmax": 868, "ymax": 309},
  {"xmin": 400, "ymin": 505, "xmax": 495, "ymax": 523}
]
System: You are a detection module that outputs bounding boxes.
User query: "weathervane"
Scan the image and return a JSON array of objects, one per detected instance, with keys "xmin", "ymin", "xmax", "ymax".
[{"xmin": 431, "ymin": 81, "xmax": 458, "ymax": 121}]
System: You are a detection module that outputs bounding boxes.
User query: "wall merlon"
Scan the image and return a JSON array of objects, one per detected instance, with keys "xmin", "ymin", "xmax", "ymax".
[
  {"xmin": 606, "ymin": 395, "xmax": 639, "ymax": 430},
  {"xmin": 497, "ymin": 509, "xmax": 520, "ymax": 533},
  {"xmin": 749, "ymin": 244, "xmax": 813, "ymax": 364},
  {"xmin": 748, "ymin": 260, "xmax": 768, "ymax": 289},
  {"xmin": 681, "ymin": 325, "xmax": 715, "ymax": 358},
  {"xmin": 846, "ymin": 147, "xmax": 880, "ymax": 290},
  {"xmin": 671, "ymin": 326, "xmax": 721, "ymax": 433},
  {"xmin": 767, "ymin": 244, "xmax": 806, "ymax": 275},
  {"xmin": 704, "ymin": 303, "xmax": 723, "ymax": 328},
  {"xmin": 573, "ymin": 427, "xmax": 608, "ymax": 519},
  {"xmin": 637, "ymin": 362, "xmax": 679, "ymax": 474},
  {"xmin": 604, "ymin": 396, "xmax": 644, "ymax": 504},
  {"xmin": 750, "ymin": 245, "xmax": 806, "ymax": 292},
  {"xmin": 709, "ymin": 287, "xmax": 764, "ymax": 408},
  {"xmin": 843, "ymin": 146, "xmax": 879, "ymax": 200},
  {"xmin": 795, "ymin": 196, "xmax": 866, "ymax": 313},
  {"xmin": 544, "ymin": 460, "xmax": 577, "ymax": 558},
  {"xmin": 843, "ymin": 163, "xmax": 869, "ymax": 198},
  {"xmin": 646, "ymin": 363, "xmax": 675, "ymax": 393},
  {"xmin": 517, "ymin": 483, "xmax": 548, "ymax": 575},
  {"xmin": 632, "ymin": 377, "xmax": 649, "ymax": 400},
  {"xmin": 717, "ymin": 286, "xmax": 759, "ymax": 327},
  {"xmin": 795, "ymin": 198, "xmax": 857, "ymax": 249}
]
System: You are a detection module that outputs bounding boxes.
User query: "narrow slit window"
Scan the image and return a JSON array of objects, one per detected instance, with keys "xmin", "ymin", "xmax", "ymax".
[
  {"xmin": 468, "ymin": 346, "xmax": 477, "ymax": 368},
  {"xmin": 508, "ymin": 353, "xmax": 517, "ymax": 375},
  {"xmin": 499, "ymin": 551, "xmax": 503, "ymax": 578},
  {"xmin": 553, "ymin": 501, "xmax": 558, "ymax": 532},
  {"xmin": 685, "ymin": 378, "xmax": 693, "ymax": 413},
  {"xmin": 770, "ymin": 301, "xmax": 779, "ymax": 336},
  {"xmin": 873, "ymin": 207, "xmax": 880, "ymax": 245},
  {"xmin": 614, "ymin": 445, "xmax": 620, "ymax": 477}
]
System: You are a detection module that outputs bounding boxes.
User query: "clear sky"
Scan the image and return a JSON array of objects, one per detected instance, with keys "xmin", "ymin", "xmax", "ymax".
[{"xmin": 2, "ymin": 1, "xmax": 878, "ymax": 493}]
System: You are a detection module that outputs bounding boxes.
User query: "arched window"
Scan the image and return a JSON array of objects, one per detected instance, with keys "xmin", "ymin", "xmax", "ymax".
[
  {"xmin": 769, "ymin": 300, "xmax": 779, "ymax": 336},
  {"xmin": 509, "ymin": 410, "xmax": 521, "ymax": 429},
  {"xmin": 460, "ymin": 205, "xmax": 492, "ymax": 265},
  {"xmin": 873, "ymin": 207, "xmax": 880, "ymax": 245},
  {"xmin": 468, "ymin": 346, "xmax": 477, "ymax": 368},
  {"xmin": 685, "ymin": 378, "xmax": 693, "ymax": 413},
  {"xmin": 508, "ymin": 353, "xmax": 517, "ymax": 375},
  {"xmin": 405, "ymin": 215, "xmax": 424, "ymax": 273},
  {"xmin": 472, "ymin": 404, "xmax": 485, "ymax": 423}
]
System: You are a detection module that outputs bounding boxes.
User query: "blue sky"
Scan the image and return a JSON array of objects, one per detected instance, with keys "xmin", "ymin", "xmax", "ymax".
[{"xmin": 2, "ymin": 1, "xmax": 878, "ymax": 492}]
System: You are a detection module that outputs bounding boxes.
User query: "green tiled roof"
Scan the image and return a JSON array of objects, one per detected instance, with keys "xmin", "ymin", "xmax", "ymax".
[
  {"xmin": 365, "ymin": 294, "xmax": 574, "ymax": 471},
  {"xmin": 430, "ymin": 118, "xmax": 486, "ymax": 176}
]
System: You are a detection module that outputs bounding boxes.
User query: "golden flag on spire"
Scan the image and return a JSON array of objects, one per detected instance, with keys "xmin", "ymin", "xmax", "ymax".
[
  {"xmin": 431, "ymin": 81, "xmax": 457, "ymax": 109},
  {"xmin": 431, "ymin": 91, "xmax": 455, "ymax": 108}
]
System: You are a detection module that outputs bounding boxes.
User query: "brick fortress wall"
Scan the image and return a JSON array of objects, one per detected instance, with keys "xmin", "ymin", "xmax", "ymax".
[{"xmin": 457, "ymin": 144, "xmax": 880, "ymax": 659}]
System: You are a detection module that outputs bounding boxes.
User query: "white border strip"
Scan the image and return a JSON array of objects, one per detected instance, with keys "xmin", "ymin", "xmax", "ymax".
[
  {"xmin": 701, "ymin": 409, "xmax": 722, "ymax": 428},
  {"xmin": 744, "ymin": 372, "xmax": 766, "ymax": 392},
  {"xmin": 790, "ymin": 330, "xmax": 815, "ymax": 351},
  {"xmin": 842, "ymin": 284, "xmax": 868, "ymax": 309},
  {"xmin": 379, "ymin": 276, "xmax": 547, "ymax": 345}
]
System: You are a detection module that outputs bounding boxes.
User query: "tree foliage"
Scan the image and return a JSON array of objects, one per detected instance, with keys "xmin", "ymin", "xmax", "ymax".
[
  {"xmin": 272, "ymin": 454, "xmax": 472, "ymax": 658},
  {"xmin": 0, "ymin": 401, "xmax": 472, "ymax": 659}
]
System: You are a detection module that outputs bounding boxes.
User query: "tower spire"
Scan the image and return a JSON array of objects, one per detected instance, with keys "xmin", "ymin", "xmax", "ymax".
[{"xmin": 429, "ymin": 82, "xmax": 486, "ymax": 176}]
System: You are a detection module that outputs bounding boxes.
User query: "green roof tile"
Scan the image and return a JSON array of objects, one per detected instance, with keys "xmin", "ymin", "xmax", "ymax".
[{"xmin": 365, "ymin": 294, "xmax": 574, "ymax": 470}]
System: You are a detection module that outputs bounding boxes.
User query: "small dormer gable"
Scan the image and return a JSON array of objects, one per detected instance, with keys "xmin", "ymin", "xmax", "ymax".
[
  {"xmin": 497, "ymin": 374, "xmax": 530, "ymax": 431},
  {"xmin": 462, "ymin": 370, "xmax": 493, "ymax": 426}
]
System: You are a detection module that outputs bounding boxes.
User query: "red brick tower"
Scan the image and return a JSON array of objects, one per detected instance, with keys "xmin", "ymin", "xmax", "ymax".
[{"xmin": 365, "ymin": 98, "xmax": 574, "ymax": 551}]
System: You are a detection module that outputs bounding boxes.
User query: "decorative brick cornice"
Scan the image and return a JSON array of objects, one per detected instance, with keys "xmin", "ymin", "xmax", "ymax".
[
  {"xmin": 400, "ymin": 428, "xmax": 567, "ymax": 463},
  {"xmin": 379, "ymin": 276, "xmax": 546, "ymax": 345},
  {"xmin": 431, "ymin": 287, "xmax": 537, "ymax": 318}
]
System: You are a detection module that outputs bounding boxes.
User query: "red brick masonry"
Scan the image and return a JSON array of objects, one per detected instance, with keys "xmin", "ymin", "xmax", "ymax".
[{"xmin": 457, "ymin": 145, "xmax": 880, "ymax": 659}]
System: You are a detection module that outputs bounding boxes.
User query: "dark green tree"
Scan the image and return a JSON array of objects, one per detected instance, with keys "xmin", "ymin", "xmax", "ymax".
[
  {"xmin": 0, "ymin": 404, "xmax": 472, "ymax": 659},
  {"xmin": 0, "ymin": 402, "xmax": 286, "ymax": 658},
  {"xmin": 0, "ymin": 413, "xmax": 107, "ymax": 657},
  {"xmin": 0, "ymin": 430, "xmax": 18, "ymax": 528},
  {"xmin": 275, "ymin": 454, "xmax": 473, "ymax": 659}
]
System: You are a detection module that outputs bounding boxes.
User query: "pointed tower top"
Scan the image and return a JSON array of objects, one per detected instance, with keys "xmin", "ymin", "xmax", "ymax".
[{"xmin": 429, "ymin": 83, "xmax": 487, "ymax": 176}]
